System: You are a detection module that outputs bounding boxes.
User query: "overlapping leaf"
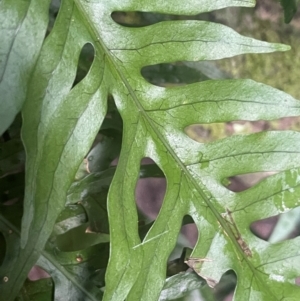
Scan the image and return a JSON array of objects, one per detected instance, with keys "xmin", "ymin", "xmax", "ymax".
[
  {"xmin": 0, "ymin": 204, "xmax": 105, "ymax": 301},
  {"xmin": 1, "ymin": 0, "xmax": 300, "ymax": 300},
  {"xmin": 0, "ymin": 0, "xmax": 50, "ymax": 135},
  {"xmin": 280, "ymin": 0, "xmax": 298, "ymax": 23}
]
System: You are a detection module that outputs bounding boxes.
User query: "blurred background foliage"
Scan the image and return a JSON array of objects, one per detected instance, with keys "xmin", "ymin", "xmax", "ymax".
[{"xmin": 214, "ymin": 0, "xmax": 300, "ymax": 100}]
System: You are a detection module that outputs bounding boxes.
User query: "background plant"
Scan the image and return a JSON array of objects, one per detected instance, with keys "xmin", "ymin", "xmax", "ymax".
[{"xmin": 1, "ymin": 1, "xmax": 300, "ymax": 301}]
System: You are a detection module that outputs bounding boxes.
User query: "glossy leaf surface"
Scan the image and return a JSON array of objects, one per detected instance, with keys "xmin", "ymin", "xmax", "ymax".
[{"xmin": 0, "ymin": 0, "xmax": 50, "ymax": 135}]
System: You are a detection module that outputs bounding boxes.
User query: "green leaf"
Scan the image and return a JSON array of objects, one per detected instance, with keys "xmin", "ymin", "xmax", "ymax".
[
  {"xmin": 1, "ymin": 1, "xmax": 300, "ymax": 301},
  {"xmin": 55, "ymin": 222, "xmax": 110, "ymax": 251},
  {"xmin": 159, "ymin": 273, "xmax": 205, "ymax": 301},
  {"xmin": 0, "ymin": 0, "xmax": 50, "ymax": 135},
  {"xmin": 0, "ymin": 205, "xmax": 106, "ymax": 301},
  {"xmin": 17, "ymin": 278, "xmax": 54, "ymax": 301},
  {"xmin": 269, "ymin": 207, "xmax": 300, "ymax": 243},
  {"xmin": 279, "ymin": 0, "xmax": 298, "ymax": 23}
]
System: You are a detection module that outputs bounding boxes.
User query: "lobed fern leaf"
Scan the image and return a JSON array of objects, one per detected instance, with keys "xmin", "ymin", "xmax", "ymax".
[{"xmin": 1, "ymin": 1, "xmax": 300, "ymax": 300}]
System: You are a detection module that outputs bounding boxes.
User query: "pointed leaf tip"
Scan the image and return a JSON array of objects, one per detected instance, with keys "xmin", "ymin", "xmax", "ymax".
[{"xmin": 275, "ymin": 43, "xmax": 291, "ymax": 52}]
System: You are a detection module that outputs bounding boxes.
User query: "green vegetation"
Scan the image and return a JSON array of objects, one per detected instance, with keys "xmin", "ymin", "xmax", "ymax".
[{"xmin": 1, "ymin": 1, "xmax": 300, "ymax": 301}]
